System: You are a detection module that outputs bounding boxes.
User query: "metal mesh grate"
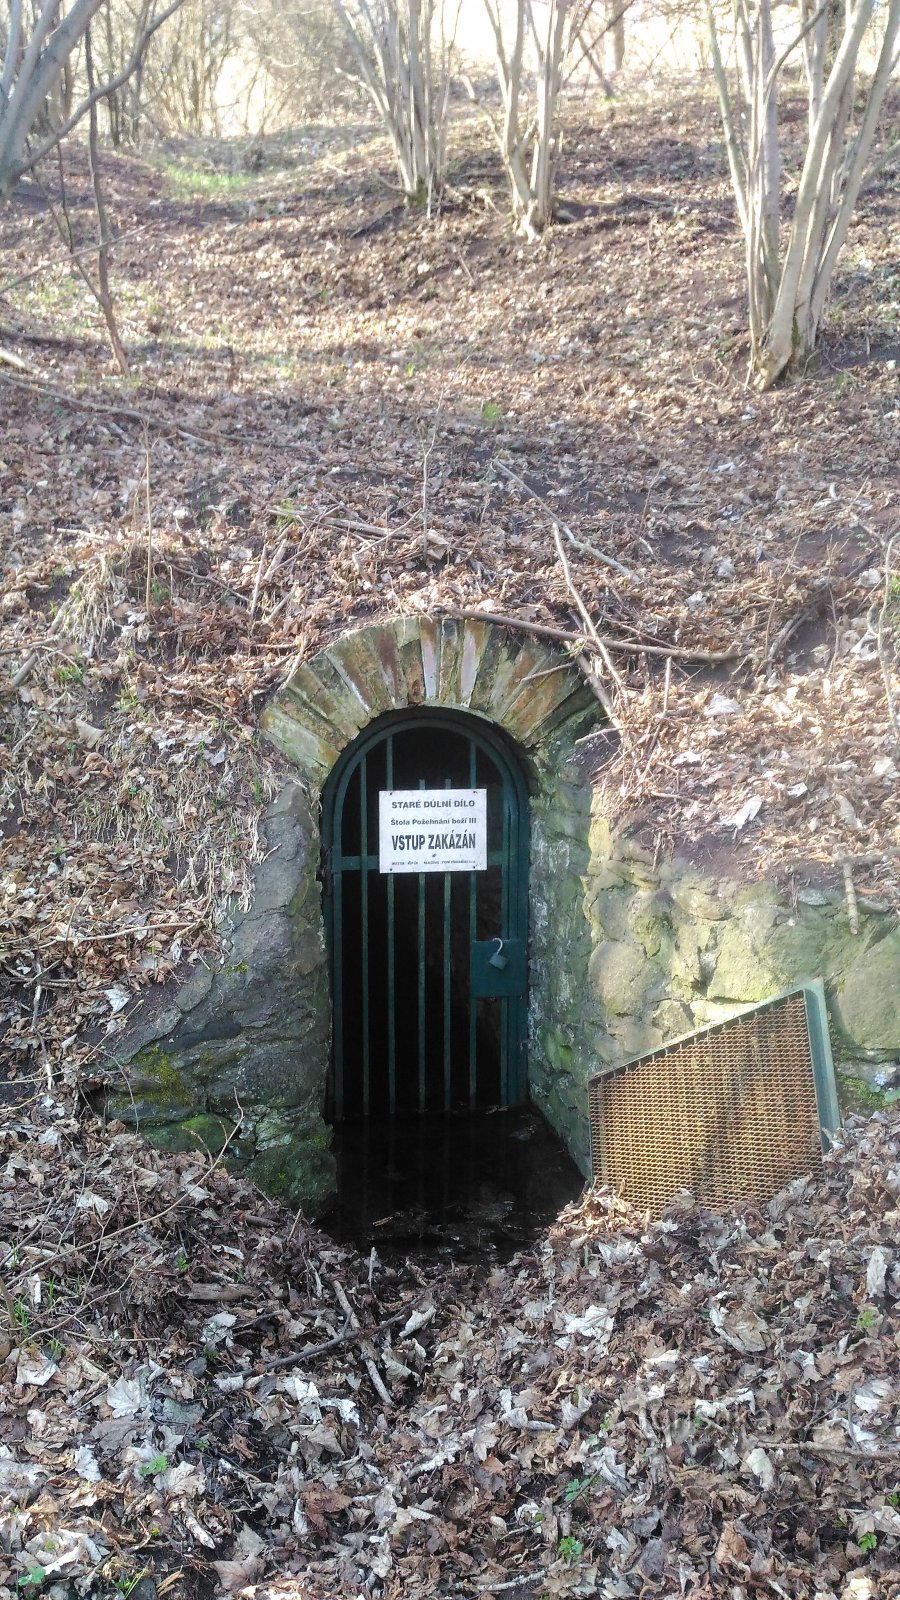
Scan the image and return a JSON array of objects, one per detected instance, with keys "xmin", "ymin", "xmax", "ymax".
[{"xmin": 588, "ymin": 989, "xmax": 834, "ymax": 1214}]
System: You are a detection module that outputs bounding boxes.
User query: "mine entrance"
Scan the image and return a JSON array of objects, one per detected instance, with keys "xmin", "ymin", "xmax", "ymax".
[
  {"xmin": 322, "ymin": 709, "xmax": 530, "ymax": 1121},
  {"xmin": 320, "ymin": 709, "xmax": 584, "ymax": 1258}
]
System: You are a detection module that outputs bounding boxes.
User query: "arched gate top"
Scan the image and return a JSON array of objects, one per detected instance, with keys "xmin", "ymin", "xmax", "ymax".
[{"xmin": 322, "ymin": 706, "xmax": 530, "ymax": 826}]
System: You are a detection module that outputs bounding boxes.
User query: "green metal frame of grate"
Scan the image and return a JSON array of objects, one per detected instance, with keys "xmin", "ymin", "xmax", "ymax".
[
  {"xmin": 588, "ymin": 981, "xmax": 841, "ymax": 1209},
  {"xmin": 321, "ymin": 708, "xmax": 530, "ymax": 1121}
]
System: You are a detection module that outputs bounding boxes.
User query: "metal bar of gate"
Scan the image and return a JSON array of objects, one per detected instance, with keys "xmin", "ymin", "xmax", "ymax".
[
  {"xmin": 333, "ymin": 838, "xmax": 344, "ymax": 1121},
  {"xmin": 499, "ymin": 792, "xmax": 510, "ymax": 1108},
  {"xmin": 468, "ymin": 743, "xmax": 477, "ymax": 1109},
  {"xmin": 386, "ymin": 736, "xmax": 396, "ymax": 1117},
  {"xmin": 417, "ymin": 778, "xmax": 426, "ymax": 1113},
  {"xmin": 443, "ymin": 778, "xmax": 452, "ymax": 1112},
  {"xmin": 359, "ymin": 755, "xmax": 370, "ymax": 1117},
  {"xmin": 510, "ymin": 795, "xmax": 523, "ymax": 1104}
]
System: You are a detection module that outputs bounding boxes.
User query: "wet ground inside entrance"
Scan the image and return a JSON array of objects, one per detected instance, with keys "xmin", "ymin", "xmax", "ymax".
[{"xmin": 320, "ymin": 1106, "xmax": 585, "ymax": 1263}]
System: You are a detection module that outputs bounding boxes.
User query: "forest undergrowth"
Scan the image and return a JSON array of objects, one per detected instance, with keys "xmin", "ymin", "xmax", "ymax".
[{"xmin": 0, "ymin": 86, "xmax": 899, "ymax": 1597}]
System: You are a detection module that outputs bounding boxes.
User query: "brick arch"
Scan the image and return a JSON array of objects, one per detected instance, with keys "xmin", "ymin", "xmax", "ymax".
[{"xmin": 261, "ymin": 615, "xmax": 595, "ymax": 785}]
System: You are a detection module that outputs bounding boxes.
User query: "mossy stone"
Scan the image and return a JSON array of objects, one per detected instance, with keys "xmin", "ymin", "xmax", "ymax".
[
  {"xmin": 145, "ymin": 1114, "xmax": 233, "ymax": 1157},
  {"xmin": 247, "ymin": 1141, "xmax": 335, "ymax": 1211},
  {"xmin": 836, "ymin": 1073, "xmax": 888, "ymax": 1115},
  {"xmin": 832, "ymin": 927, "xmax": 900, "ymax": 1052},
  {"xmin": 589, "ymin": 937, "xmax": 664, "ymax": 1018}
]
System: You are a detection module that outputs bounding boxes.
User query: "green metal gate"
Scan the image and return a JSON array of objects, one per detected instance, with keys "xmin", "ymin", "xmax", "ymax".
[{"xmin": 322, "ymin": 709, "xmax": 530, "ymax": 1120}]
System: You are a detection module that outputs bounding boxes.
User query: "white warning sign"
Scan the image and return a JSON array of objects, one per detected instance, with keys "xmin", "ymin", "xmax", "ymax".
[{"xmin": 379, "ymin": 788, "xmax": 487, "ymax": 874}]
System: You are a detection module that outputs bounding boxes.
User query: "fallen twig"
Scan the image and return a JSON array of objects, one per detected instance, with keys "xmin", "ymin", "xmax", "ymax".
[
  {"xmin": 553, "ymin": 520, "xmax": 628, "ymax": 705},
  {"xmin": 0, "ymin": 345, "xmax": 45, "ymax": 377},
  {"xmin": 185, "ymin": 1282, "xmax": 260, "ymax": 1303},
  {"xmin": 331, "ymin": 1277, "xmax": 394, "ymax": 1409},
  {"xmin": 260, "ymin": 1291, "xmax": 430, "ymax": 1372},
  {"xmin": 0, "ymin": 221, "xmax": 156, "ymax": 298},
  {"xmin": 752, "ymin": 1437, "xmax": 900, "ymax": 1460},
  {"xmin": 444, "ymin": 607, "xmax": 742, "ymax": 663},
  {"xmin": 0, "ymin": 371, "xmax": 303, "ymax": 452},
  {"xmin": 249, "ymin": 540, "xmax": 269, "ymax": 619},
  {"xmin": 470, "ymin": 1568, "xmax": 548, "ymax": 1592},
  {"xmin": 873, "ymin": 534, "xmax": 900, "ymax": 746}
]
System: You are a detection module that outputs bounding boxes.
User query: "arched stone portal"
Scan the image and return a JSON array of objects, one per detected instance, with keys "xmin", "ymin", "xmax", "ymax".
[{"xmin": 106, "ymin": 616, "xmax": 600, "ymax": 1211}]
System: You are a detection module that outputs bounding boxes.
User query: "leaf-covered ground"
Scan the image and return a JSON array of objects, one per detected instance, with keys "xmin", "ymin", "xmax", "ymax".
[{"xmin": 1, "ymin": 1094, "xmax": 899, "ymax": 1598}]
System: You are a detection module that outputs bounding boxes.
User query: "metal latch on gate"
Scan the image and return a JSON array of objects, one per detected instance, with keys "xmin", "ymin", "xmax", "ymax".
[{"xmin": 471, "ymin": 937, "xmax": 526, "ymax": 998}]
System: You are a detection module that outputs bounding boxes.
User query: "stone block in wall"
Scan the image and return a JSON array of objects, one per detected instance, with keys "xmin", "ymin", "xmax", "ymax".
[
  {"xmin": 605, "ymin": 1015, "xmax": 664, "ymax": 1061},
  {"xmin": 665, "ymin": 875, "xmax": 730, "ymax": 921},
  {"xmin": 630, "ymin": 888, "xmax": 676, "ymax": 958},
  {"xmin": 831, "ymin": 927, "xmax": 900, "ymax": 1054},
  {"xmin": 588, "ymin": 936, "xmax": 666, "ymax": 1018},
  {"xmin": 590, "ymin": 886, "xmax": 633, "ymax": 941},
  {"xmin": 668, "ymin": 920, "xmax": 710, "ymax": 995},
  {"xmin": 688, "ymin": 998, "xmax": 757, "ymax": 1031},
  {"xmin": 705, "ymin": 898, "xmax": 865, "ymax": 1002},
  {"xmin": 653, "ymin": 999, "xmax": 694, "ymax": 1039}
]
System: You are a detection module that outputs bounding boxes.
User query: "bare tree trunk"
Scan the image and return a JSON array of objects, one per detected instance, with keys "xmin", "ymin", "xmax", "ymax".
[
  {"xmin": 707, "ymin": 0, "xmax": 900, "ymax": 388},
  {"xmin": 605, "ymin": 0, "xmax": 625, "ymax": 70},
  {"xmin": 0, "ymin": 0, "xmax": 184, "ymax": 197},
  {"xmin": 334, "ymin": 0, "xmax": 454, "ymax": 202},
  {"xmin": 84, "ymin": 25, "xmax": 129, "ymax": 374},
  {"xmin": 482, "ymin": 0, "xmax": 575, "ymax": 238}
]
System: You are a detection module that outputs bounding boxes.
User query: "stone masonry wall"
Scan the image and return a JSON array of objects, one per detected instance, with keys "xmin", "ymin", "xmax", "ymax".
[
  {"xmin": 528, "ymin": 760, "xmax": 900, "ymax": 1173},
  {"xmin": 104, "ymin": 783, "xmax": 335, "ymax": 1210}
]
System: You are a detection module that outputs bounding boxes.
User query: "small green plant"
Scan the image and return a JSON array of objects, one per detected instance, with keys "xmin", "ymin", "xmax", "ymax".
[
  {"xmin": 563, "ymin": 1474, "xmax": 597, "ymax": 1504},
  {"xmin": 859, "ymin": 1531, "xmax": 878, "ymax": 1553},
  {"xmin": 53, "ymin": 662, "xmax": 84, "ymax": 686},
  {"xmin": 17, "ymin": 1569, "xmax": 46, "ymax": 1595},
  {"xmin": 139, "ymin": 1453, "xmax": 169, "ymax": 1478},
  {"xmin": 858, "ymin": 1305, "xmax": 879, "ymax": 1333},
  {"xmin": 162, "ymin": 161, "xmax": 255, "ymax": 199},
  {"xmin": 176, "ymin": 1251, "xmax": 189, "ymax": 1273},
  {"xmin": 558, "ymin": 1536, "xmax": 584, "ymax": 1566},
  {"xmin": 116, "ymin": 1567, "xmax": 151, "ymax": 1598},
  {"xmin": 46, "ymin": 1338, "xmax": 63, "ymax": 1360},
  {"xmin": 13, "ymin": 1299, "xmax": 30, "ymax": 1334},
  {"xmin": 480, "ymin": 400, "xmax": 502, "ymax": 422},
  {"xmin": 887, "ymin": 1490, "xmax": 900, "ymax": 1507}
]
